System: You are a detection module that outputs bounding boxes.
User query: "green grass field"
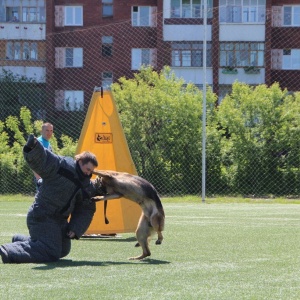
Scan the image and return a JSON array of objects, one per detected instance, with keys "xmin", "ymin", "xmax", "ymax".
[{"xmin": 0, "ymin": 196, "xmax": 300, "ymax": 299}]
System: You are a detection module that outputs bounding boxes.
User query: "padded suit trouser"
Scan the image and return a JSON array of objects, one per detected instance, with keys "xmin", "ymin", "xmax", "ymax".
[{"xmin": 0, "ymin": 205, "xmax": 71, "ymax": 263}]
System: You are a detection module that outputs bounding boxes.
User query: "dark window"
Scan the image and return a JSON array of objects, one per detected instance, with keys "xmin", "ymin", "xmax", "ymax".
[
  {"xmin": 102, "ymin": 36, "xmax": 113, "ymax": 57},
  {"xmin": 102, "ymin": 0, "xmax": 113, "ymax": 17}
]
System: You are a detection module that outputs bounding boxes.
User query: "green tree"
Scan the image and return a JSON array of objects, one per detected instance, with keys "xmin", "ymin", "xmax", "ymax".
[
  {"xmin": 112, "ymin": 66, "xmax": 219, "ymax": 195},
  {"xmin": 217, "ymin": 82, "xmax": 300, "ymax": 195}
]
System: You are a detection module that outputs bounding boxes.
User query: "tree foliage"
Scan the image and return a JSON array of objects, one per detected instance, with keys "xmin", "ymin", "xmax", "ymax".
[
  {"xmin": 217, "ymin": 82, "xmax": 300, "ymax": 195},
  {"xmin": 112, "ymin": 66, "xmax": 219, "ymax": 194},
  {"xmin": 1, "ymin": 66, "xmax": 300, "ymax": 196},
  {"xmin": 0, "ymin": 107, "xmax": 77, "ymax": 193}
]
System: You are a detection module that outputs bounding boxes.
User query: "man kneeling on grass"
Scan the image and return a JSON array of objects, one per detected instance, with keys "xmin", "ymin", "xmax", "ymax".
[{"xmin": 0, "ymin": 134, "xmax": 104, "ymax": 264}]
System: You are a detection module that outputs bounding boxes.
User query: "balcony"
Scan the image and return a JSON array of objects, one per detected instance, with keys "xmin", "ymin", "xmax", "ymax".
[{"xmin": 0, "ymin": 23, "xmax": 45, "ymax": 40}]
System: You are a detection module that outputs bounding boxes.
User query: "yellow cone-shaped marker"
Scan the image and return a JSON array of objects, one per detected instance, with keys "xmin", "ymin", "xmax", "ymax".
[{"xmin": 76, "ymin": 88, "xmax": 141, "ymax": 234}]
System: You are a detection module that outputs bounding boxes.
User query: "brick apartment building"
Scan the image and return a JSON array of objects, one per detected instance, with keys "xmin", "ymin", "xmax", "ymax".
[{"xmin": 0, "ymin": 0, "xmax": 299, "ymax": 110}]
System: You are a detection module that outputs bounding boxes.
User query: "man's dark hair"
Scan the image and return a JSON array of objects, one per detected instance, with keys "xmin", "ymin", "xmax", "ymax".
[{"xmin": 75, "ymin": 151, "xmax": 98, "ymax": 167}]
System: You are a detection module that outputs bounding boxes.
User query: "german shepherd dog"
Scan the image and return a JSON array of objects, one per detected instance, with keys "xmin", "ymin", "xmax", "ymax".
[{"xmin": 92, "ymin": 170, "xmax": 165, "ymax": 260}]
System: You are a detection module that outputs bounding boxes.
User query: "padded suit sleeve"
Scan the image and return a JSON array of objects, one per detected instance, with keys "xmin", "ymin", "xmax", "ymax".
[{"xmin": 23, "ymin": 141, "xmax": 60, "ymax": 179}]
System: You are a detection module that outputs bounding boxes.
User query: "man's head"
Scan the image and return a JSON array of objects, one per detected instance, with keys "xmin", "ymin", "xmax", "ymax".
[
  {"xmin": 75, "ymin": 151, "xmax": 98, "ymax": 176},
  {"xmin": 41, "ymin": 123, "xmax": 53, "ymax": 141}
]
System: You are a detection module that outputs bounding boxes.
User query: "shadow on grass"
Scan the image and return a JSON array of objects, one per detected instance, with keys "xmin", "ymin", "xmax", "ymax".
[
  {"xmin": 81, "ymin": 236, "xmax": 137, "ymax": 243},
  {"xmin": 32, "ymin": 258, "xmax": 170, "ymax": 270}
]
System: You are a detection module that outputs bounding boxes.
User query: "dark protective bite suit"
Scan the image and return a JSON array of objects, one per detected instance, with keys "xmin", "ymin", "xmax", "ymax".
[{"xmin": 0, "ymin": 141, "xmax": 97, "ymax": 263}]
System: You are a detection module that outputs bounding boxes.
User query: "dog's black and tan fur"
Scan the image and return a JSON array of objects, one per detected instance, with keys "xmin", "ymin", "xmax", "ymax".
[{"xmin": 92, "ymin": 170, "xmax": 165, "ymax": 260}]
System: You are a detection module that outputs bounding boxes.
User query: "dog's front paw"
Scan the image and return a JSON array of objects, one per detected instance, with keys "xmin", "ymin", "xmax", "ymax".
[{"xmin": 91, "ymin": 196, "xmax": 105, "ymax": 202}]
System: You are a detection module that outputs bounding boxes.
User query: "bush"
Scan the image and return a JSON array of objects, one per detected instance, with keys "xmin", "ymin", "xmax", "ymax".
[{"xmin": 0, "ymin": 107, "xmax": 77, "ymax": 194}]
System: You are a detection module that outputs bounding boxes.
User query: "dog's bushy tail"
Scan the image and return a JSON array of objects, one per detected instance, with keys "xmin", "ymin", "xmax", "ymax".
[{"xmin": 142, "ymin": 181, "xmax": 163, "ymax": 209}]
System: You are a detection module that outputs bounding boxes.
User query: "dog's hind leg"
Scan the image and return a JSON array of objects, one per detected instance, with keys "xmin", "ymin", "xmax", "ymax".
[
  {"xmin": 150, "ymin": 212, "xmax": 164, "ymax": 245},
  {"xmin": 129, "ymin": 214, "xmax": 152, "ymax": 260},
  {"xmin": 155, "ymin": 231, "xmax": 163, "ymax": 245}
]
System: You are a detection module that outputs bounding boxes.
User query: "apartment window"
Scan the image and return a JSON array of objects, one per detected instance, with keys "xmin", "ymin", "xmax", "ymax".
[
  {"xmin": 6, "ymin": 41, "xmax": 38, "ymax": 60},
  {"xmin": 283, "ymin": 6, "xmax": 300, "ymax": 26},
  {"xmin": 102, "ymin": 0, "xmax": 113, "ymax": 17},
  {"xmin": 55, "ymin": 48, "xmax": 83, "ymax": 68},
  {"xmin": 14, "ymin": 42, "xmax": 21, "ymax": 60},
  {"xmin": 102, "ymin": 36, "xmax": 113, "ymax": 57},
  {"xmin": 131, "ymin": 48, "xmax": 157, "ymax": 70},
  {"xmin": 6, "ymin": 42, "xmax": 13, "ymax": 59},
  {"xmin": 23, "ymin": 42, "xmax": 38, "ymax": 60},
  {"xmin": 132, "ymin": 6, "xmax": 157, "ymax": 27},
  {"xmin": 220, "ymin": 42, "xmax": 264, "ymax": 67},
  {"xmin": 5, "ymin": 6, "xmax": 19, "ymax": 22},
  {"xmin": 283, "ymin": 49, "xmax": 300, "ymax": 69},
  {"xmin": 219, "ymin": 0, "xmax": 266, "ymax": 23},
  {"xmin": 102, "ymin": 72, "xmax": 113, "ymax": 90},
  {"xmin": 65, "ymin": 6, "xmax": 83, "ymax": 26},
  {"xmin": 171, "ymin": 43, "xmax": 212, "ymax": 67},
  {"xmin": 64, "ymin": 91, "xmax": 84, "ymax": 111},
  {"xmin": 23, "ymin": 42, "xmax": 30, "ymax": 60},
  {"xmin": 170, "ymin": 0, "xmax": 213, "ymax": 18},
  {"xmin": 2, "ymin": 1, "xmax": 46, "ymax": 23},
  {"xmin": 23, "ymin": 7, "xmax": 38, "ymax": 22},
  {"xmin": 65, "ymin": 48, "xmax": 83, "ymax": 67}
]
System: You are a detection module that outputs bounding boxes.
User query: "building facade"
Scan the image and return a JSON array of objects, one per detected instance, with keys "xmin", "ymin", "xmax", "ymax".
[
  {"xmin": 0, "ymin": 0, "xmax": 299, "ymax": 110},
  {"xmin": 0, "ymin": 0, "xmax": 46, "ymax": 82}
]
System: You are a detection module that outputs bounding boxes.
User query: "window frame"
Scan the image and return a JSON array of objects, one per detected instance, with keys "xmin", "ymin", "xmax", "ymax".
[
  {"xmin": 5, "ymin": 6, "xmax": 20, "ymax": 22},
  {"xmin": 132, "ymin": 6, "xmax": 151, "ymax": 27},
  {"xmin": 102, "ymin": 0, "xmax": 113, "ymax": 18},
  {"xmin": 65, "ymin": 48, "xmax": 83, "ymax": 68},
  {"xmin": 171, "ymin": 43, "xmax": 212, "ymax": 67},
  {"xmin": 219, "ymin": 42, "xmax": 265, "ymax": 67},
  {"xmin": 102, "ymin": 71, "xmax": 113, "ymax": 90},
  {"xmin": 6, "ymin": 41, "xmax": 38, "ymax": 61},
  {"xmin": 64, "ymin": 90, "xmax": 84, "ymax": 111},
  {"xmin": 170, "ymin": 0, "xmax": 213, "ymax": 18},
  {"xmin": 282, "ymin": 49, "xmax": 300, "ymax": 69},
  {"xmin": 219, "ymin": 0, "xmax": 266, "ymax": 24},
  {"xmin": 3, "ymin": 2, "xmax": 46, "ymax": 23},
  {"xmin": 22, "ymin": 7, "xmax": 39, "ymax": 22},
  {"xmin": 101, "ymin": 36, "xmax": 113, "ymax": 57},
  {"xmin": 131, "ymin": 48, "xmax": 157, "ymax": 70},
  {"xmin": 283, "ymin": 5, "xmax": 300, "ymax": 27},
  {"xmin": 64, "ymin": 6, "xmax": 83, "ymax": 26}
]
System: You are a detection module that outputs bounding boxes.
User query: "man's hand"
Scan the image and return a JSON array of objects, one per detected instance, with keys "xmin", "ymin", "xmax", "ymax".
[
  {"xmin": 37, "ymin": 178, "xmax": 43, "ymax": 187},
  {"xmin": 25, "ymin": 134, "xmax": 37, "ymax": 149}
]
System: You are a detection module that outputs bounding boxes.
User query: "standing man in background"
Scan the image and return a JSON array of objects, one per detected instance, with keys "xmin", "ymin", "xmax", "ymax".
[
  {"xmin": 34, "ymin": 122, "xmax": 54, "ymax": 189},
  {"xmin": 37, "ymin": 122, "xmax": 53, "ymax": 152}
]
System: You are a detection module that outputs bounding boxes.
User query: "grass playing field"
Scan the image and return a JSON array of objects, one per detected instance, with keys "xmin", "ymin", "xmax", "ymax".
[{"xmin": 0, "ymin": 196, "xmax": 299, "ymax": 299}]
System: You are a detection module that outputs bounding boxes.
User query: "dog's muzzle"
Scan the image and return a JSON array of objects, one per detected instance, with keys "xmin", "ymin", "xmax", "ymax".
[{"xmin": 93, "ymin": 176, "xmax": 107, "ymax": 196}]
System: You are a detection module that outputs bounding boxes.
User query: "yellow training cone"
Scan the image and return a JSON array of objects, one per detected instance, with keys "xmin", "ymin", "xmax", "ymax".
[{"xmin": 76, "ymin": 88, "xmax": 141, "ymax": 234}]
